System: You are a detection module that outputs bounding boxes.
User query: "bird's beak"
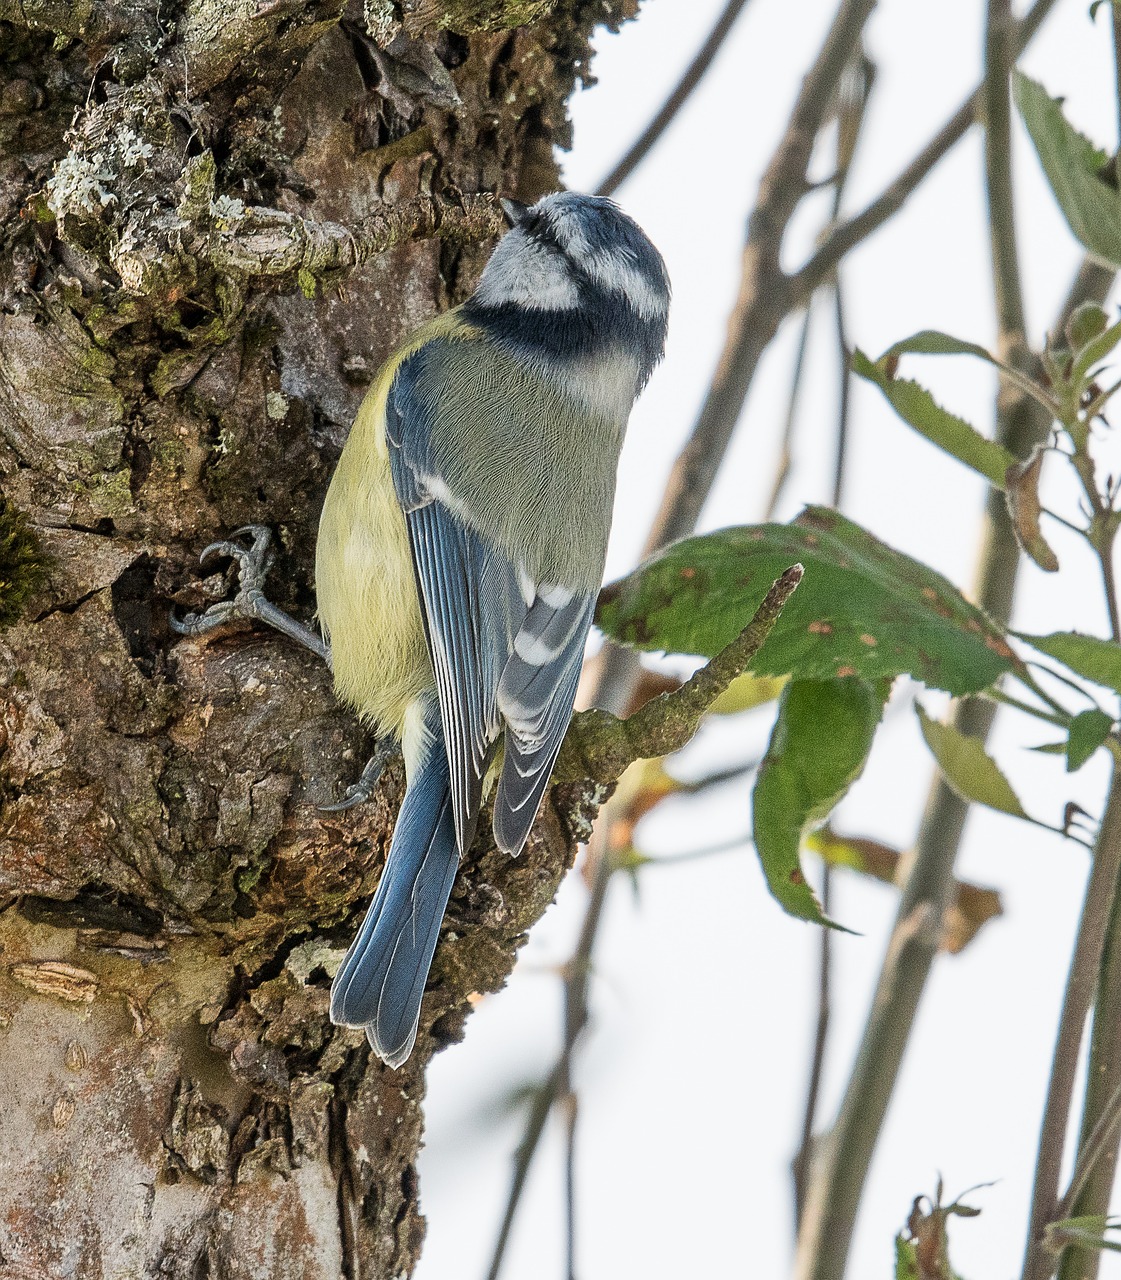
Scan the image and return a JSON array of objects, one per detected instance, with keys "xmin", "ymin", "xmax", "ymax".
[{"xmin": 500, "ymin": 197, "xmax": 530, "ymax": 228}]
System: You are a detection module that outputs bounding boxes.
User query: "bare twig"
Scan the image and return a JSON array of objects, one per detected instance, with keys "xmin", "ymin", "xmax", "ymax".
[
  {"xmin": 793, "ymin": 0, "xmax": 1061, "ymax": 303},
  {"xmin": 1028, "ymin": 774, "xmax": 1121, "ymax": 1280},
  {"xmin": 1057, "ymin": 1079, "xmax": 1121, "ymax": 1226},
  {"xmin": 765, "ymin": 304, "xmax": 814, "ymax": 520},
  {"xmin": 559, "ymin": 568, "xmax": 804, "ymax": 786},
  {"xmin": 595, "ymin": 0, "xmax": 756, "ymax": 197},
  {"xmin": 594, "ymin": 0, "xmax": 1062, "ymax": 730}
]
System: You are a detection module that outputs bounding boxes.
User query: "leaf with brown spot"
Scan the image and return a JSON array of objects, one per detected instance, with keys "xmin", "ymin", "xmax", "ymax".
[{"xmin": 597, "ymin": 507, "xmax": 1018, "ymax": 696}]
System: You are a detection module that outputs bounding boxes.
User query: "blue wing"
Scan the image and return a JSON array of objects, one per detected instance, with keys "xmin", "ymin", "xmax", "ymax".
[{"xmin": 386, "ymin": 342, "xmax": 596, "ymax": 857}]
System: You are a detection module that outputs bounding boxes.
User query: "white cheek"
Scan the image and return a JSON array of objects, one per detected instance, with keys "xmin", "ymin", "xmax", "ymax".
[
  {"xmin": 475, "ymin": 238, "xmax": 580, "ymax": 312},
  {"xmin": 589, "ymin": 252, "xmax": 667, "ymax": 321}
]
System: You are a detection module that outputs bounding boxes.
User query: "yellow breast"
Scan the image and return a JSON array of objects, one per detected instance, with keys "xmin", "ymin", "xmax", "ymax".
[
  {"xmin": 315, "ymin": 310, "xmax": 477, "ymax": 740},
  {"xmin": 315, "ymin": 391, "xmax": 428, "ymax": 738}
]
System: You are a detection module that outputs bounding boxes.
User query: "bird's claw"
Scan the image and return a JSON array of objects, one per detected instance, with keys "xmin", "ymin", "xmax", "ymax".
[
  {"xmin": 319, "ymin": 744, "xmax": 394, "ymax": 813},
  {"xmin": 170, "ymin": 525, "xmax": 277, "ymax": 637}
]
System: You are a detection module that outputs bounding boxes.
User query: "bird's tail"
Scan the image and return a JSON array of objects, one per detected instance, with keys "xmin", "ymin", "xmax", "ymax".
[{"xmin": 330, "ymin": 708, "xmax": 459, "ymax": 1068}]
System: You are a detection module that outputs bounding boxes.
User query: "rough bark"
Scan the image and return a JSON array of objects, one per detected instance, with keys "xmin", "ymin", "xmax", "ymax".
[{"xmin": 0, "ymin": 3, "xmax": 630, "ymax": 1273}]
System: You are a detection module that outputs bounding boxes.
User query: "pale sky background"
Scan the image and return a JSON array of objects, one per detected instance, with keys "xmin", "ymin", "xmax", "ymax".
[{"xmin": 415, "ymin": 3, "xmax": 1121, "ymax": 1277}]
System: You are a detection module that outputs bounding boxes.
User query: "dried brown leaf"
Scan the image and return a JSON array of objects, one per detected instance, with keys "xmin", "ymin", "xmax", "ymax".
[{"xmin": 1005, "ymin": 447, "xmax": 1059, "ymax": 572}]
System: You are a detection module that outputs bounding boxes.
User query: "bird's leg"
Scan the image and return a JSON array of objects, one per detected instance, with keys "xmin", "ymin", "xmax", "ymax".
[
  {"xmin": 172, "ymin": 525, "xmax": 398, "ymax": 810},
  {"xmin": 170, "ymin": 524, "xmax": 330, "ymax": 663},
  {"xmin": 318, "ymin": 738, "xmax": 396, "ymax": 813}
]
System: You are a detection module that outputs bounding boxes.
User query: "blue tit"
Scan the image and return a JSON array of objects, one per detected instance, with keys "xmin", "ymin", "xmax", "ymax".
[{"xmin": 317, "ymin": 192, "xmax": 670, "ymax": 1067}]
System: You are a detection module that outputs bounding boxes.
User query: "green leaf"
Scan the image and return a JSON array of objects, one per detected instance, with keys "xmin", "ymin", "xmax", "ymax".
[
  {"xmin": 1067, "ymin": 709, "xmax": 1114, "ymax": 771},
  {"xmin": 597, "ymin": 507, "xmax": 1018, "ymax": 696},
  {"xmin": 917, "ymin": 705, "xmax": 1028, "ymax": 818},
  {"xmin": 853, "ymin": 347, "xmax": 1015, "ymax": 488},
  {"xmin": 1022, "ymin": 631, "xmax": 1121, "ymax": 696},
  {"xmin": 894, "ymin": 1236, "xmax": 919, "ymax": 1280},
  {"xmin": 751, "ymin": 678, "xmax": 881, "ymax": 925},
  {"xmin": 1014, "ymin": 71, "xmax": 1121, "ymax": 268},
  {"xmin": 882, "ymin": 330, "xmax": 997, "ymax": 363}
]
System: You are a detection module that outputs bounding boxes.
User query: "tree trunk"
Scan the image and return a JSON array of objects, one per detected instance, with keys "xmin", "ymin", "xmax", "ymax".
[{"xmin": 0, "ymin": 3, "xmax": 628, "ymax": 1273}]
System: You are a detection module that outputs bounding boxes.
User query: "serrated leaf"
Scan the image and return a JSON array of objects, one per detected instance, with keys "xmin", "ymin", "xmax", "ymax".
[
  {"xmin": 751, "ymin": 678, "xmax": 881, "ymax": 925},
  {"xmin": 1006, "ymin": 447, "xmax": 1059, "ymax": 572},
  {"xmin": 1023, "ymin": 631, "xmax": 1121, "ymax": 696},
  {"xmin": 917, "ymin": 705, "xmax": 1028, "ymax": 818},
  {"xmin": 853, "ymin": 347, "xmax": 1015, "ymax": 488},
  {"xmin": 597, "ymin": 507, "xmax": 1018, "ymax": 696},
  {"xmin": 1014, "ymin": 71, "xmax": 1121, "ymax": 268},
  {"xmin": 1067, "ymin": 708, "xmax": 1114, "ymax": 771}
]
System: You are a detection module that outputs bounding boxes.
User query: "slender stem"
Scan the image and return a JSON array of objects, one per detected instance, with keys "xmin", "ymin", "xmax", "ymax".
[
  {"xmin": 986, "ymin": 688, "xmax": 1068, "ymax": 729},
  {"xmin": 794, "ymin": 0, "xmax": 1062, "ymax": 302},
  {"xmin": 1057, "ymin": 1081, "xmax": 1121, "ymax": 1225},
  {"xmin": 485, "ymin": 1062, "xmax": 565, "ymax": 1280},
  {"xmin": 485, "ymin": 820, "xmax": 620, "ymax": 1280},
  {"xmin": 794, "ymin": 192, "xmax": 858, "ymax": 1226},
  {"xmin": 794, "ymin": 864, "xmax": 833, "ymax": 1229},
  {"xmin": 830, "ymin": 278, "xmax": 853, "ymax": 509},
  {"xmin": 765, "ymin": 304, "xmax": 814, "ymax": 520},
  {"xmin": 595, "ymin": 0, "xmax": 755, "ymax": 197},
  {"xmin": 1026, "ymin": 771, "xmax": 1121, "ymax": 1280},
  {"xmin": 1049, "ymin": 33, "xmax": 1121, "ymax": 1272},
  {"xmin": 1099, "ymin": 537, "xmax": 1121, "ymax": 643}
]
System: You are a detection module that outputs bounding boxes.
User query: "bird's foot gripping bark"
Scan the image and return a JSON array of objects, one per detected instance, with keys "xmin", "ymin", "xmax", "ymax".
[
  {"xmin": 171, "ymin": 524, "xmax": 330, "ymax": 662},
  {"xmin": 319, "ymin": 740, "xmax": 397, "ymax": 813}
]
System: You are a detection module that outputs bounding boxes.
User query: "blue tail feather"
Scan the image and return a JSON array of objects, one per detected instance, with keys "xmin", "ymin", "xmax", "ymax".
[{"xmin": 330, "ymin": 713, "xmax": 459, "ymax": 1068}]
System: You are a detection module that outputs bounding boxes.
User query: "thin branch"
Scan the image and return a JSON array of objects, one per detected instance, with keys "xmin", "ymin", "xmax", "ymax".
[
  {"xmin": 1056, "ymin": 1079, "xmax": 1121, "ymax": 1225},
  {"xmin": 592, "ymin": 0, "xmax": 1061, "ymax": 727},
  {"xmin": 793, "ymin": 0, "xmax": 1061, "ymax": 302},
  {"xmin": 795, "ymin": 187, "xmax": 858, "ymax": 1228},
  {"xmin": 1029, "ymin": 772, "xmax": 1121, "ymax": 1280},
  {"xmin": 486, "ymin": 819, "xmax": 615, "ymax": 1280},
  {"xmin": 595, "ymin": 0, "xmax": 756, "ymax": 197},
  {"xmin": 559, "ymin": 566, "xmax": 804, "ymax": 786},
  {"xmin": 765, "ymin": 304, "xmax": 814, "ymax": 519},
  {"xmin": 1049, "ymin": 25, "xmax": 1121, "ymax": 1272}
]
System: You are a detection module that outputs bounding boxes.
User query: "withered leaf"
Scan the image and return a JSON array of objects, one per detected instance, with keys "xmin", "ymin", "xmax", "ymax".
[{"xmin": 1006, "ymin": 447, "xmax": 1059, "ymax": 572}]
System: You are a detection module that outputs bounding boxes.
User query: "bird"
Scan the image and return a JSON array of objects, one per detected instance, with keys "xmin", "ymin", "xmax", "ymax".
[{"xmin": 317, "ymin": 191, "xmax": 670, "ymax": 1067}]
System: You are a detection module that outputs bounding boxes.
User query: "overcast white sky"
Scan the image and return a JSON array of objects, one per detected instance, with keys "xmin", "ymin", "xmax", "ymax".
[{"xmin": 415, "ymin": 3, "xmax": 1121, "ymax": 1277}]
